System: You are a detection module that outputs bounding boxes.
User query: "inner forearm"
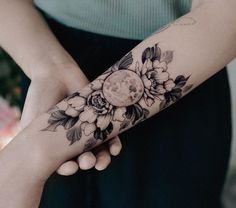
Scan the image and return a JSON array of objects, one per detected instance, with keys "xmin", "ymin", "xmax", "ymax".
[{"xmin": 6, "ymin": 1, "xmax": 236, "ymax": 176}]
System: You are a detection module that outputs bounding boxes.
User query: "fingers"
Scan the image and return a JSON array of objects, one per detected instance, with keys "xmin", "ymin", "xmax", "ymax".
[
  {"xmin": 76, "ymin": 145, "xmax": 112, "ymax": 172},
  {"xmin": 77, "ymin": 151, "xmax": 96, "ymax": 170},
  {"xmin": 94, "ymin": 146, "xmax": 111, "ymax": 171},
  {"xmin": 77, "ymin": 137, "xmax": 122, "ymax": 171},
  {"xmin": 57, "ymin": 161, "xmax": 79, "ymax": 176},
  {"xmin": 57, "ymin": 152, "xmax": 97, "ymax": 176},
  {"xmin": 108, "ymin": 136, "xmax": 122, "ymax": 156},
  {"xmin": 57, "ymin": 137, "xmax": 122, "ymax": 175},
  {"xmin": 92, "ymin": 136, "xmax": 122, "ymax": 170}
]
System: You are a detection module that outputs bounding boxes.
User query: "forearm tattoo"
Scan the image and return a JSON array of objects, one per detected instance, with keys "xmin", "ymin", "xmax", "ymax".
[{"xmin": 42, "ymin": 44, "xmax": 193, "ymax": 150}]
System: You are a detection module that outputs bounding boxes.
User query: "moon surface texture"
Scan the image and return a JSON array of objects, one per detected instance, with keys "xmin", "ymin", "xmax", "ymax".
[{"xmin": 103, "ymin": 70, "xmax": 144, "ymax": 107}]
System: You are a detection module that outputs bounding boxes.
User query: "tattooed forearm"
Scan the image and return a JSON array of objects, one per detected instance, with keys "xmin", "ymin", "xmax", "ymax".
[
  {"xmin": 2, "ymin": 3, "xmax": 233, "ymax": 186},
  {"xmin": 42, "ymin": 44, "xmax": 193, "ymax": 150}
]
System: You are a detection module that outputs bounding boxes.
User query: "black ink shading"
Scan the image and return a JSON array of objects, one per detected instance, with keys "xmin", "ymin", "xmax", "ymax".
[
  {"xmin": 66, "ymin": 126, "xmax": 82, "ymax": 145},
  {"xmin": 120, "ymin": 104, "xmax": 149, "ymax": 130},
  {"xmin": 104, "ymin": 52, "xmax": 133, "ymax": 74},
  {"xmin": 160, "ymin": 75, "xmax": 192, "ymax": 110},
  {"xmin": 42, "ymin": 110, "xmax": 79, "ymax": 132},
  {"xmin": 42, "ymin": 43, "xmax": 192, "ymax": 148},
  {"xmin": 84, "ymin": 138, "xmax": 97, "ymax": 152}
]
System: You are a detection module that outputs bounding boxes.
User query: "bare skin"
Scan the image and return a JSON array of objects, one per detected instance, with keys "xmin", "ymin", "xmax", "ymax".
[
  {"xmin": 0, "ymin": 0, "xmax": 122, "ymax": 175},
  {"xmin": 0, "ymin": 0, "xmax": 236, "ymax": 207}
]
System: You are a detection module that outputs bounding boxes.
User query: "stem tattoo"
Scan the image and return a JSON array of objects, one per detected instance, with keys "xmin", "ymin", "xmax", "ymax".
[{"xmin": 42, "ymin": 44, "xmax": 193, "ymax": 150}]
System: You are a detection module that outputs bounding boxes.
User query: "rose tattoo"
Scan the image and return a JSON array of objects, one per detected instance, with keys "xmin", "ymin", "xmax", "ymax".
[{"xmin": 42, "ymin": 44, "xmax": 192, "ymax": 148}]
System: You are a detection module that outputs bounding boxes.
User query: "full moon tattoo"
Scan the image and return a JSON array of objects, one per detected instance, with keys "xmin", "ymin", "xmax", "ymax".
[{"xmin": 42, "ymin": 43, "xmax": 192, "ymax": 150}]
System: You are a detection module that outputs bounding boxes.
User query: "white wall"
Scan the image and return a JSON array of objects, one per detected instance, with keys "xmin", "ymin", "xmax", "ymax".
[
  {"xmin": 223, "ymin": 59, "xmax": 236, "ymax": 208},
  {"xmin": 228, "ymin": 59, "xmax": 236, "ymax": 167}
]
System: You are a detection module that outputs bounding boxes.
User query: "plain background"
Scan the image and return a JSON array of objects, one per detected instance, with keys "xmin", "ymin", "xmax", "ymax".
[
  {"xmin": 228, "ymin": 59, "xmax": 236, "ymax": 168},
  {"xmin": 223, "ymin": 59, "xmax": 236, "ymax": 207}
]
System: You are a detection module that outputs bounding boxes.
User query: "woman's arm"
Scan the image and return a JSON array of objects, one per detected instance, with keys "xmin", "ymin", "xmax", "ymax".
[
  {"xmin": 0, "ymin": 0, "xmax": 88, "ymax": 124},
  {"xmin": 0, "ymin": 0, "xmax": 122, "ymax": 175},
  {"xmin": 1, "ymin": 0, "xmax": 236, "ymax": 207},
  {"xmin": 7, "ymin": 0, "xmax": 236, "ymax": 173},
  {"xmin": 0, "ymin": 0, "xmax": 87, "ymax": 82},
  {"xmin": 29, "ymin": 0, "xmax": 236, "ymax": 163}
]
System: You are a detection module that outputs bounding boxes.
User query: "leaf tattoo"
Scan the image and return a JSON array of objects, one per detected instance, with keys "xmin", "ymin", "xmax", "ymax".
[
  {"xmin": 66, "ymin": 127, "xmax": 82, "ymax": 145},
  {"xmin": 42, "ymin": 43, "xmax": 193, "ymax": 149},
  {"xmin": 42, "ymin": 110, "xmax": 79, "ymax": 132}
]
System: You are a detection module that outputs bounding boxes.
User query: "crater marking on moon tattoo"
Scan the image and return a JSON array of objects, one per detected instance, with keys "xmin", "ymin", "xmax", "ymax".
[{"xmin": 103, "ymin": 70, "xmax": 144, "ymax": 107}]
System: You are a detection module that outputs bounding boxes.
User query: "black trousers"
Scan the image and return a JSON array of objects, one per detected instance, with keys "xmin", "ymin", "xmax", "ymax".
[{"xmin": 21, "ymin": 12, "xmax": 232, "ymax": 208}]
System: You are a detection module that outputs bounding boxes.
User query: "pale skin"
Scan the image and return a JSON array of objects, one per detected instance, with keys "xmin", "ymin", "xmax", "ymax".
[
  {"xmin": 0, "ymin": 0, "xmax": 122, "ymax": 175},
  {"xmin": 1, "ymin": 0, "xmax": 236, "ymax": 207}
]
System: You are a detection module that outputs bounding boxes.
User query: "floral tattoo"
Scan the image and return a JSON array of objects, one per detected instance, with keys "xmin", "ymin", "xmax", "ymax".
[{"xmin": 42, "ymin": 44, "xmax": 192, "ymax": 148}]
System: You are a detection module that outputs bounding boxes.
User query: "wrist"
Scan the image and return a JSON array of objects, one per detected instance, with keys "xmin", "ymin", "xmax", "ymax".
[
  {"xmin": 30, "ymin": 60, "xmax": 78, "ymax": 81},
  {"xmin": 3, "ymin": 130, "xmax": 58, "ymax": 181},
  {"xmin": 30, "ymin": 59, "xmax": 89, "ymax": 91}
]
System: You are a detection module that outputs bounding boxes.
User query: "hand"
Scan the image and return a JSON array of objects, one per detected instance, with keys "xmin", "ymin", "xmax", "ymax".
[{"xmin": 20, "ymin": 64, "xmax": 122, "ymax": 175}]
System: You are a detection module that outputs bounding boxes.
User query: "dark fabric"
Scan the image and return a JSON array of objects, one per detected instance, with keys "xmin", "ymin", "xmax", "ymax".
[{"xmin": 21, "ymin": 13, "xmax": 232, "ymax": 208}]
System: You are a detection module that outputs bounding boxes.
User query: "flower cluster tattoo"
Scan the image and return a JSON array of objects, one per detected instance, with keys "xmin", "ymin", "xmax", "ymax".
[{"xmin": 42, "ymin": 43, "xmax": 192, "ymax": 148}]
